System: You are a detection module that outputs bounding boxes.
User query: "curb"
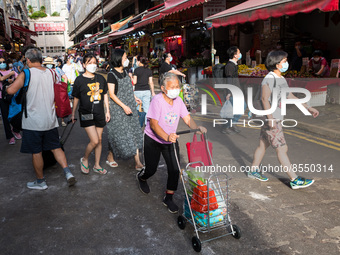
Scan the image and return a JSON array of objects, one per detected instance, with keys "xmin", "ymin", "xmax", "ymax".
[{"xmin": 296, "ymin": 121, "xmax": 340, "ymax": 139}]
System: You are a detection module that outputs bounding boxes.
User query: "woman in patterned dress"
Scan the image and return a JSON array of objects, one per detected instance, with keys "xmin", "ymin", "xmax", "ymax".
[{"xmin": 106, "ymin": 49, "xmax": 144, "ymax": 170}]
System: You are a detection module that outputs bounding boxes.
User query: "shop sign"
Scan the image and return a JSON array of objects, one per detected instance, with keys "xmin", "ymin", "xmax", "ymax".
[
  {"xmin": 34, "ymin": 23, "xmax": 65, "ymax": 32},
  {"xmin": 163, "ymin": 30, "xmax": 181, "ymax": 38},
  {"xmin": 203, "ymin": 0, "xmax": 226, "ymax": 22}
]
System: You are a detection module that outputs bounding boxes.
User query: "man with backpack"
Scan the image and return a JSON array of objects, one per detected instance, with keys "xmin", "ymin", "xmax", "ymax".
[{"xmin": 6, "ymin": 47, "xmax": 76, "ymax": 190}]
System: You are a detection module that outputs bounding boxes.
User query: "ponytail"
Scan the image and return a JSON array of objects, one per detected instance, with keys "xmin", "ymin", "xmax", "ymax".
[{"xmin": 137, "ymin": 55, "xmax": 148, "ymax": 68}]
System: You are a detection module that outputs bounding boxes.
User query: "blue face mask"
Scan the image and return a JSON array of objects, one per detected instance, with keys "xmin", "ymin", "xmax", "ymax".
[
  {"xmin": 279, "ymin": 61, "xmax": 289, "ymax": 73},
  {"xmin": 0, "ymin": 63, "xmax": 7, "ymax": 69},
  {"xmin": 238, "ymin": 53, "xmax": 242, "ymax": 60},
  {"xmin": 46, "ymin": 64, "xmax": 53, "ymax": 69},
  {"xmin": 169, "ymin": 56, "xmax": 173, "ymax": 62},
  {"xmin": 70, "ymin": 59, "xmax": 74, "ymax": 63}
]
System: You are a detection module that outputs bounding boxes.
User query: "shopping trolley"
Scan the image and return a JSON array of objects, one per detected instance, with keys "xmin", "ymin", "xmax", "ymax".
[{"xmin": 174, "ymin": 129, "xmax": 241, "ymax": 252}]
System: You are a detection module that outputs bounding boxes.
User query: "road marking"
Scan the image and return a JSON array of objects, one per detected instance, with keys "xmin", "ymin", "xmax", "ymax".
[
  {"xmin": 286, "ymin": 128, "xmax": 340, "ymax": 147},
  {"xmin": 283, "ymin": 131, "xmax": 340, "ymax": 152},
  {"xmin": 192, "ymin": 116, "xmax": 340, "ymax": 151}
]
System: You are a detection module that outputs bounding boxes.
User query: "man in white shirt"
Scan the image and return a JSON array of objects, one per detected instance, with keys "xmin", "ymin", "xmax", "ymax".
[{"xmin": 7, "ymin": 47, "xmax": 76, "ymax": 190}]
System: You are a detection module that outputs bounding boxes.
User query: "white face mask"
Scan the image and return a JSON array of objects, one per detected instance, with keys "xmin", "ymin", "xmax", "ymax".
[
  {"xmin": 86, "ymin": 64, "xmax": 97, "ymax": 73},
  {"xmin": 123, "ymin": 59, "xmax": 129, "ymax": 67},
  {"xmin": 166, "ymin": 88, "xmax": 180, "ymax": 99}
]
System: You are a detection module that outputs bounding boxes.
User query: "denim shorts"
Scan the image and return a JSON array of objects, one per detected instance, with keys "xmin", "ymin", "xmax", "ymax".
[{"xmin": 20, "ymin": 128, "xmax": 61, "ymax": 154}]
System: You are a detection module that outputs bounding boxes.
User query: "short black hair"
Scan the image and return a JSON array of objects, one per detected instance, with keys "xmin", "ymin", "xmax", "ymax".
[
  {"xmin": 312, "ymin": 50, "xmax": 323, "ymax": 57},
  {"xmin": 227, "ymin": 46, "xmax": 238, "ymax": 59},
  {"xmin": 110, "ymin": 49, "xmax": 125, "ymax": 67},
  {"xmin": 265, "ymin": 50, "xmax": 288, "ymax": 71},
  {"xmin": 163, "ymin": 52, "xmax": 170, "ymax": 61},
  {"xmin": 137, "ymin": 55, "xmax": 148, "ymax": 68},
  {"xmin": 83, "ymin": 53, "xmax": 97, "ymax": 65}
]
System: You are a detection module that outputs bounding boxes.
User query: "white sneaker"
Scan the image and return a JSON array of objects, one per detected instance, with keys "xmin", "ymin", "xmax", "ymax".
[
  {"xmin": 27, "ymin": 180, "xmax": 48, "ymax": 190},
  {"xmin": 65, "ymin": 172, "xmax": 76, "ymax": 187}
]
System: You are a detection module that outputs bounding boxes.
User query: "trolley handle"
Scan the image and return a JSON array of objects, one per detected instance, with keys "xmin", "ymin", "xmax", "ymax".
[{"xmin": 176, "ymin": 129, "xmax": 200, "ymax": 135}]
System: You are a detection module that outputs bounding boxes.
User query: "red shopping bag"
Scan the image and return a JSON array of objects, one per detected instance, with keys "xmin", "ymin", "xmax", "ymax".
[
  {"xmin": 190, "ymin": 180, "xmax": 218, "ymax": 213},
  {"xmin": 186, "ymin": 134, "xmax": 213, "ymax": 167},
  {"xmin": 54, "ymin": 81, "xmax": 72, "ymax": 118},
  {"xmin": 49, "ymin": 69, "xmax": 72, "ymax": 118}
]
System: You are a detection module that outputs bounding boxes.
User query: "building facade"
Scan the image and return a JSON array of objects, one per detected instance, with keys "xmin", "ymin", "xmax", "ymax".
[
  {"xmin": 29, "ymin": 16, "xmax": 73, "ymax": 57},
  {"xmin": 5, "ymin": 0, "xmax": 30, "ymax": 26},
  {"xmin": 67, "ymin": 0, "xmax": 160, "ymax": 44}
]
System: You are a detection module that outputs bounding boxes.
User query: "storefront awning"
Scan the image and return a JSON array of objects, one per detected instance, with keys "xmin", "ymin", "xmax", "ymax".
[
  {"xmin": 85, "ymin": 42, "xmax": 97, "ymax": 49},
  {"xmin": 161, "ymin": 0, "xmax": 210, "ymax": 16},
  {"xmin": 108, "ymin": 27, "xmax": 135, "ymax": 40},
  {"xmin": 134, "ymin": 7, "xmax": 166, "ymax": 29},
  {"xmin": 97, "ymin": 36, "xmax": 109, "ymax": 45},
  {"xmin": 111, "ymin": 16, "xmax": 134, "ymax": 32},
  {"xmin": 205, "ymin": 0, "xmax": 339, "ymax": 28},
  {"xmin": 80, "ymin": 39, "xmax": 87, "ymax": 47},
  {"xmin": 10, "ymin": 24, "xmax": 38, "ymax": 36}
]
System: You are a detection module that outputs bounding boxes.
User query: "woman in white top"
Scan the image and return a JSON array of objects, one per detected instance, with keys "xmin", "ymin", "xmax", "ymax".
[
  {"xmin": 62, "ymin": 55, "xmax": 83, "ymax": 99},
  {"xmin": 248, "ymin": 50, "xmax": 319, "ymax": 190}
]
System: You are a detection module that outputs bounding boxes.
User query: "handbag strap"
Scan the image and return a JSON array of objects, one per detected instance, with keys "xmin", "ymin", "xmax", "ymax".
[
  {"xmin": 48, "ymin": 68, "xmax": 57, "ymax": 84},
  {"xmin": 89, "ymin": 74, "xmax": 97, "ymax": 114},
  {"xmin": 192, "ymin": 133, "xmax": 198, "ymax": 142}
]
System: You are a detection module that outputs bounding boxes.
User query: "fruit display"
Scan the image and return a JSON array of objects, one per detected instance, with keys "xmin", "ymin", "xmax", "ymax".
[
  {"xmin": 283, "ymin": 70, "xmax": 314, "ymax": 78},
  {"xmin": 238, "ymin": 64, "xmax": 268, "ymax": 77},
  {"xmin": 202, "ymin": 66, "xmax": 213, "ymax": 75}
]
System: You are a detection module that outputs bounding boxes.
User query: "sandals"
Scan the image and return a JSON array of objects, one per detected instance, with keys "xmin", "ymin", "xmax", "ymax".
[
  {"xmin": 80, "ymin": 157, "xmax": 89, "ymax": 174},
  {"xmin": 81, "ymin": 158, "xmax": 108, "ymax": 175},
  {"xmin": 106, "ymin": 160, "xmax": 118, "ymax": 168},
  {"xmin": 93, "ymin": 167, "xmax": 107, "ymax": 175}
]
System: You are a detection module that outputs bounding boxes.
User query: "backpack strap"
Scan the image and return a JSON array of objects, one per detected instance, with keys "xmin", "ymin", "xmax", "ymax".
[{"xmin": 22, "ymin": 69, "xmax": 31, "ymax": 118}]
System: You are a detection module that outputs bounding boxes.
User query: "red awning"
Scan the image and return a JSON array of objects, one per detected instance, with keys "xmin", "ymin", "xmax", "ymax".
[
  {"xmin": 9, "ymin": 17, "xmax": 22, "ymax": 22},
  {"xmin": 108, "ymin": 27, "xmax": 135, "ymax": 40},
  {"xmin": 161, "ymin": 0, "xmax": 210, "ymax": 16},
  {"xmin": 134, "ymin": 7, "xmax": 165, "ymax": 29},
  {"xmin": 97, "ymin": 36, "xmax": 109, "ymax": 45},
  {"xmin": 88, "ymin": 32, "xmax": 102, "ymax": 40},
  {"xmin": 85, "ymin": 42, "xmax": 97, "ymax": 49},
  {"xmin": 205, "ymin": 0, "xmax": 339, "ymax": 28},
  {"xmin": 80, "ymin": 39, "xmax": 87, "ymax": 47},
  {"xmin": 10, "ymin": 24, "xmax": 38, "ymax": 36}
]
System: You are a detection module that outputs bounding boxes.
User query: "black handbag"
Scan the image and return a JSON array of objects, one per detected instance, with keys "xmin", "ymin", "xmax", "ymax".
[{"xmin": 0, "ymin": 72, "xmax": 13, "ymax": 104}]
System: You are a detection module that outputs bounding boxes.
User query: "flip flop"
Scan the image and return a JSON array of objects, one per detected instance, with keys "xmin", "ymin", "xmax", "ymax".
[
  {"xmin": 93, "ymin": 167, "xmax": 107, "ymax": 175},
  {"xmin": 80, "ymin": 157, "xmax": 89, "ymax": 174},
  {"xmin": 106, "ymin": 160, "xmax": 118, "ymax": 168}
]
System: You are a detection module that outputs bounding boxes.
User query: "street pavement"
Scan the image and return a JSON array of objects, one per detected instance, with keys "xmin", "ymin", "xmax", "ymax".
[{"xmin": 0, "ymin": 73, "xmax": 339, "ymax": 255}]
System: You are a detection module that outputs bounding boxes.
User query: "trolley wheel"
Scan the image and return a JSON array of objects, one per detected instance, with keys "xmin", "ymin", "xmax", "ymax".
[
  {"xmin": 229, "ymin": 224, "xmax": 241, "ymax": 239},
  {"xmin": 192, "ymin": 236, "xmax": 202, "ymax": 252},
  {"xmin": 177, "ymin": 216, "xmax": 186, "ymax": 230}
]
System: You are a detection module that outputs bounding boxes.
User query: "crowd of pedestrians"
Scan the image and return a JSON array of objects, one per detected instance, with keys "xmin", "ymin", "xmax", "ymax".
[{"xmin": 1, "ymin": 44, "xmax": 320, "ymax": 197}]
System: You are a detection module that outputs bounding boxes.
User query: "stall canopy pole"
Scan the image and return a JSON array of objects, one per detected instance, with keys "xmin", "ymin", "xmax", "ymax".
[{"xmin": 211, "ymin": 27, "xmax": 215, "ymax": 67}]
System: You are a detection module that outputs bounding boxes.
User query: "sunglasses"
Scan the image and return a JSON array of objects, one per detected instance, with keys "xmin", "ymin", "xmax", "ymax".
[{"xmin": 0, "ymin": 61, "xmax": 5, "ymax": 64}]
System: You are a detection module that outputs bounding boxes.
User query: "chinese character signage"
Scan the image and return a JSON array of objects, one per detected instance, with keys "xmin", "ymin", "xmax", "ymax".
[
  {"xmin": 203, "ymin": 0, "xmax": 226, "ymax": 22},
  {"xmin": 34, "ymin": 23, "xmax": 65, "ymax": 32}
]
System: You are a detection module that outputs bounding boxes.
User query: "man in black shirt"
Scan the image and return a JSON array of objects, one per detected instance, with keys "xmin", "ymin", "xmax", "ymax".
[
  {"xmin": 223, "ymin": 46, "xmax": 243, "ymax": 134},
  {"xmin": 290, "ymin": 40, "xmax": 305, "ymax": 71}
]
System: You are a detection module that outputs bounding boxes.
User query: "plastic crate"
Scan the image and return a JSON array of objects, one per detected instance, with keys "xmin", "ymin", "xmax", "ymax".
[{"xmin": 309, "ymin": 91, "xmax": 327, "ymax": 107}]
